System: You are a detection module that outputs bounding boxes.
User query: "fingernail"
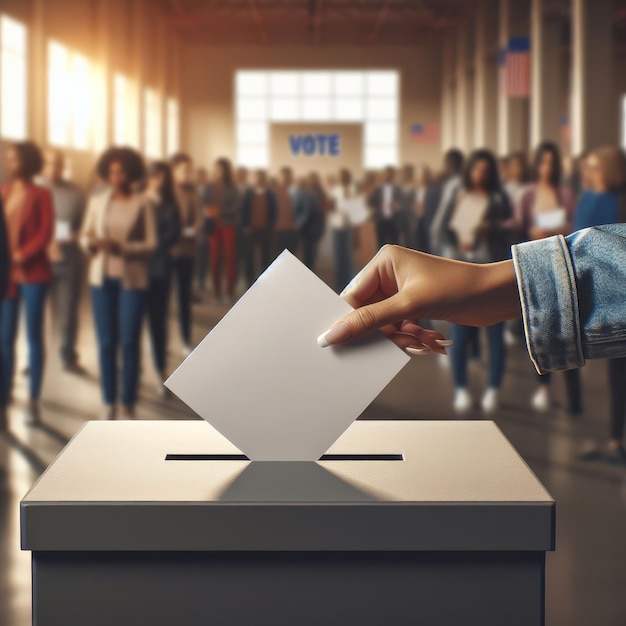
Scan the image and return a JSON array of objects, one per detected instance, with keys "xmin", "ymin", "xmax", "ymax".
[
  {"xmin": 435, "ymin": 339, "xmax": 454, "ymax": 347},
  {"xmin": 318, "ymin": 322, "xmax": 352, "ymax": 347},
  {"xmin": 340, "ymin": 270, "xmax": 363, "ymax": 297},
  {"xmin": 406, "ymin": 346, "xmax": 432, "ymax": 356}
]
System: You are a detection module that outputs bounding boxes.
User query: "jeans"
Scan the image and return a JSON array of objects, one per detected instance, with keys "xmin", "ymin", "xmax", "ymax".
[
  {"xmin": 536, "ymin": 368, "xmax": 583, "ymax": 415},
  {"xmin": 332, "ymin": 229, "xmax": 354, "ymax": 293},
  {"xmin": 244, "ymin": 229, "xmax": 272, "ymax": 286},
  {"xmin": 147, "ymin": 273, "xmax": 172, "ymax": 374},
  {"xmin": 173, "ymin": 257, "xmax": 194, "ymax": 345},
  {"xmin": 91, "ymin": 278, "xmax": 146, "ymax": 407},
  {"xmin": 450, "ymin": 322, "xmax": 506, "ymax": 389},
  {"xmin": 209, "ymin": 224, "xmax": 237, "ymax": 298},
  {"xmin": 0, "ymin": 283, "xmax": 48, "ymax": 404},
  {"xmin": 608, "ymin": 358, "xmax": 626, "ymax": 441}
]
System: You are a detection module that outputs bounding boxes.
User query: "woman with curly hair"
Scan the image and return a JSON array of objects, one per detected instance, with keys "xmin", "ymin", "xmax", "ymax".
[
  {"xmin": 0, "ymin": 141, "xmax": 53, "ymax": 426},
  {"xmin": 81, "ymin": 147, "xmax": 156, "ymax": 419}
]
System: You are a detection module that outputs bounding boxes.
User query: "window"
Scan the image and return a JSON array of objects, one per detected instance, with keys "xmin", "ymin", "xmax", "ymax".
[
  {"xmin": 166, "ymin": 97, "xmax": 179, "ymax": 156},
  {"xmin": 113, "ymin": 73, "xmax": 139, "ymax": 148},
  {"xmin": 235, "ymin": 70, "xmax": 399, "ymax": 169},
  {"xmin": 47, "ymin": 40, "xmax": 93, "ymax": 149},
  {"xmin": 0, "ymin": 15, "xmax": 27, "ymax": 140},
  {"xmin": 144, "ymin": 88, "xmax": 162, "ymax": 159}
]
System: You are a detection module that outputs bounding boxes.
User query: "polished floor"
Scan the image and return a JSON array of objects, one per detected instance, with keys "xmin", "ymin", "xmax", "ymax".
[{"xmin": 1, "ymin": 274, "xmax": 626, "ymax": 626}]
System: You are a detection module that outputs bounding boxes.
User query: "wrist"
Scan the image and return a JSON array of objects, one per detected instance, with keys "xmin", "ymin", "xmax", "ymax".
[{"xmin": 477, "ymin": 261, "xmax": 520, "ymax": 323}]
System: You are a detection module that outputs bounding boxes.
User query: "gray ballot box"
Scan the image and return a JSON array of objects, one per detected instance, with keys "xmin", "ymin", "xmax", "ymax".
[{"xmin": 21, "ymin": 420, "xmax": 554, "ymax": 626}]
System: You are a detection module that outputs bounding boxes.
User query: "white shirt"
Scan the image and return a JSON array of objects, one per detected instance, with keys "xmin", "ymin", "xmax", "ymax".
[{"xmin": 382, "ymin": 184, "xmax": 393, "ymax": 218}]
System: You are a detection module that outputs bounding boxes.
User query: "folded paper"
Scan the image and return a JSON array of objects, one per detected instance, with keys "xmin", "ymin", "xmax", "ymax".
[{"xmin": 165, "ymin": 250, "xmax": 410, "ymax": 461}]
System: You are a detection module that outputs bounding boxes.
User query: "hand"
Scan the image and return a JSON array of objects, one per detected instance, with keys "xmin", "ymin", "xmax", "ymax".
[{"xmin": 317, "ymin": 245, "xmax": 520, "ymax": 353}]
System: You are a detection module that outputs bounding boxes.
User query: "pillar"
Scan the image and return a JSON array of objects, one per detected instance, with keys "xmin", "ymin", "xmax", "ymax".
[
  {"xmin": 94, "ymin": 0, "xmax": 113, "ymax": 151},
  {"xmin": 474, "ymin": 0, "xmax": 499, "ymax": 150},
  {"xmin": 455, "ymin": 20, "xmax": 472, "ymax": 153},
  {"xmin": 29, "ymin": 0, "xmax": 46, "ymax": 144},
  {"xmin": 497, "ymin": 0, "xmax": 530, "ymax": 155},
  {"xmin": 571, "ymin": 0, "xmax": 614, "ymax": 154},
  {"xmin": 530, "ymin": 0, "xmax": 563, "ymax": 147},
  {"xmin": 441, "ymin": 35, "xmax": 456, "ymax": 150},
  {"xmin": 132, "ymin": 0, "xmax": 146, "ymax": 151}
]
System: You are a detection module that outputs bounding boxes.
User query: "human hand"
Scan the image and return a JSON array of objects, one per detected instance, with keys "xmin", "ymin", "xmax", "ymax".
[{"xmin": 317, "ymin": 245, "xmax": 520, "ymax": 353}]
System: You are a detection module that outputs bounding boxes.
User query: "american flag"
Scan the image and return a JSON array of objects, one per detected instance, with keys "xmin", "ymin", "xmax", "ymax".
[
  {"xmin": 506, "ymin": 36, "xmax": 531, "ymax": 98},
  {"xmin": 410, "ymin": 123, "xmax": 440, "ymax": 144}
]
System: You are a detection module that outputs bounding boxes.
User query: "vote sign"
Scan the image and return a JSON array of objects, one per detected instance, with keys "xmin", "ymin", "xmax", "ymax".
[{"xmin": 289, "ymin": 133, "xmax": 341, "ymax": 157}]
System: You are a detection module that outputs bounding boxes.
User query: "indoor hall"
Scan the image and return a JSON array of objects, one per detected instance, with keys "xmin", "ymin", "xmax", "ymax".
[{"xmin": 1, "ymin": 1, "xmax": 626, "ymax": 625}]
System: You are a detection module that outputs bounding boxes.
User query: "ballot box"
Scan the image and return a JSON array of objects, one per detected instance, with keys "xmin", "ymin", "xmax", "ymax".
[{"xmin": 21, "ymin": 420, "xmax": 554, "ymax": 626}]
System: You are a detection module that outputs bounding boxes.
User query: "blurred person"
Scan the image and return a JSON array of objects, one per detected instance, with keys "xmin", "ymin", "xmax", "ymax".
[
  {"xmin": 81, "ymin": 147, "xmax": 155, "ymax": 420},
  {"xmin": 329, "ymin": 168, "xmax": 356, "ymax": 292},
  {"xmin": 413, "ymin": 164, "xmax": 435, "ymax": 252},
  {"xmin": 325, "ymin": 172, "xmax": 338, "ymax": 192},
  {"xmin": 441, "ymin": 149, "xmax": 512, "ymax": 414},
  {"xmin": 235, "ymin": 166, "xmax": 249, "ymax": 194},
  {"xmin": 303, "ymin": 171, "xmax": 328, "ymax": 271},
  {"xmin": 170, "ymin": 153, "xmax": 202, "ymax": 355},
  {"xmin": 419, "ymin": 169, "xmax": 444, "ymax": 254},
  {"xmin": 429, "ymin": 149, "xmax": 465, "ymax": 256},
  {"xmin": 240, "ymin": 169, "xmax": 277, "ymax": 286},
  {"xmin": 396, "ymin": 164, "xmax": 417, "ymax": 249},
  {"xmin": 203, "ymin": 157, "xmax": 241, "ymax": 303},
  {"xmin": 0, "ymin": 141, "xmax": 53, "ymax": 425},
  {"xmin": 194, "ymin": 166, "xmax": 210, "ymax": 294},
  {"xmin": 504, "ymin": 152, "xmax": 530, "ymax": 207},
  {"xmin": 369, "ymin": 165, "xmax": 402, "ymax": 248},
  {"xmin": 498, "ymin": 156, "xmax": 510, "ymax": 185},
  {"xmin": 195, "ymin": 167, "xmax": 209, "ymax": 195},
  {"xmin": 40, "ymin": 148, "xmax": 87, "ymax": 375},
  {"xmin": 575, "ymin": 146, "xmax": 626, "ymax": 464},
  {"xmin": 271, "ymin": 168, "xmax": 299, "ymax": 257},
  {"xmin": 515, "ymin": 141, "xmax": 581, "ymax": 415},
  {"xmin": 145, "ymin": 162, "xmax": 181, "ymax": 394},
  {"xmin": 0, "ymin": 198, "xmax": 9, "ymax": 430}
]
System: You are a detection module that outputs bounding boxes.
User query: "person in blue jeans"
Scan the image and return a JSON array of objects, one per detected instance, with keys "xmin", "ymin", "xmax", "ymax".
[
  {"xmin": 440, "ymin": 149, "xmax": 512, "ymax": 414},
  {"xmin": 319, "ymin": 223, "xmax": 626, "ymax": 469},
  {"xmin": 1, "ymin": 141, "xmax": 54, "ymax": 426},
  {"xmin": 81, "ymin": 147, "xmax": 156, "ymax": 419}
]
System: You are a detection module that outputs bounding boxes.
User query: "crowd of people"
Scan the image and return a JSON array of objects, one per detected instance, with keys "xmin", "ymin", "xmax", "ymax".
[{"xmin": 0, "ymin": 138, "xmax": 625, "ymax": 463}]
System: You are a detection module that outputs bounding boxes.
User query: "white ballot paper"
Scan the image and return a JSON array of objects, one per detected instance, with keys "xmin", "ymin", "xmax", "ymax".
[
  {"xmin": 535, "ymin": 208, "xmax": 566, "ymax": 231},
  {"xmin": 166, "ymin": 250, "xmax": 410, "ymax": 461},
  {"xmin": 342, "ymin": 195, "xmax": 370, "ymax": 226}
]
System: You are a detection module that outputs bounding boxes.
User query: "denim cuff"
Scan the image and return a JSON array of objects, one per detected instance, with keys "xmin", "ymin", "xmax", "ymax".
[{"xmin": 512, "ymin": 235, "xmax": 585, "ymax": 374}]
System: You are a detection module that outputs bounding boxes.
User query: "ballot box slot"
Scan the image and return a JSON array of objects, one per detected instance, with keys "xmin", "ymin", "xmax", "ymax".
[{"xmin": 165, "ymin": 453, "xmax": 404, "ymax": 462}]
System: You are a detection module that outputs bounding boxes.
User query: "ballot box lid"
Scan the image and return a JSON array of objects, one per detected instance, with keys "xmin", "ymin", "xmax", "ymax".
[{"xmin": 21, "ymin": 420, "xmax": 554, "ymax": 552}]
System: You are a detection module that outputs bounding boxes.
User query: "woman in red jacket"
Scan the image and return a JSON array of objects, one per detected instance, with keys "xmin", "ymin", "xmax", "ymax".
[{"xmin": 0, "ymin": 141, "xmax": 53, "ymax": 425}]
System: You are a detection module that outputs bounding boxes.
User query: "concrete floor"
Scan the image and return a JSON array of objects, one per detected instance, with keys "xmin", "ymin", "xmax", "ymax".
[{"xmin": 1, "ymin": 289, "xmax": 626, "ymax": 626}]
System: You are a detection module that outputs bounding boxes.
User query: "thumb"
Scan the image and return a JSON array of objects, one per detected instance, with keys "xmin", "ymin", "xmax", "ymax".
[{"xmin": 318, "ymin": 294, "xmax": 407, "ymax": 347}]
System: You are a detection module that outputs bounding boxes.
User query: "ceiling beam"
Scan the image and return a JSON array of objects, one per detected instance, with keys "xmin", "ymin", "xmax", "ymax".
[
  {"xmin": 311, "ymin": 0, "xmax": 324, "ymax": 45},
  {"xmin": 368, "ymin": 0, "xmax": 393, "ymax": 43},
  {"xmin": 248, "ymin": 0, "xmax": 269, "ymax": 44}
]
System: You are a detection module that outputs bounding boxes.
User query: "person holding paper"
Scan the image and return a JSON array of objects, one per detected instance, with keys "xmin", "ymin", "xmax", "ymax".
[
  {"xmin": 145, "ymin": 161, "xmax": 182, "ymax": 395},
  {"xmin": 81, "ymin": 147, "xmax": 156, "ymax": 420},
  {"xmin": 438, "ymin": 149, "xmax": 512, "ymax": 414},
  {"xmin": 514, "ymin": 142, "xmax": 581, "ymax": 415},
  {"xmin": 40, "ymin": 149, "xmax": 87, "ymax": 376},
  {"xmin": 329, "ymin": 169, "xmax": 357, "ymax": 293},
  {"xmin": 574, "ymin": 146, "xmax": 626, "ymax": 465},
  {"xmin": 0, "ymin": 141, "xmax": 53, "ymax": 426},
  {"xmin": 170, "ymin": 153, "xmax": 203, "ymax": 355}
]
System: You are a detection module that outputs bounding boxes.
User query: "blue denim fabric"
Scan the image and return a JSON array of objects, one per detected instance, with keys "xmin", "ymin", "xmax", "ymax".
[
  {"xmin": 0, "ymin": 283, "xmax": 48, "ymax": 404},
  {"xmin": 91, "ymin": 278, "xmax": 146, "ymax": 407},
  {"xmin": 512, "ymin": 224, "xmax": 626, "ymax": 373}
]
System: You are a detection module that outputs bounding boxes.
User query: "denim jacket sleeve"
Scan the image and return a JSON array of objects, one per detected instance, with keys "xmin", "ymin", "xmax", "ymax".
[{"xmin": 512, "ymin": 224, "xmax": 626, "ymax": 374}]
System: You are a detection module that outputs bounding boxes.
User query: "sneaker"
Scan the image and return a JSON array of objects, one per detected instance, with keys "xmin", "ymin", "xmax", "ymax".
[
  {"xmin": 24, "ymin": 400, "xmax": 41, "ymax": 426},
  {"xmin": 63, "ymin": 362, "xmax": 88, "ymax": 377},
  {"xmin": 578, "ymin": 441, "xmax": 626, "ymax": 466},
  {"xmin": 453, "ymin": 388, "xmax": 473, "ymax": 414},
  {"xmin": 481, "ymin": 388, "xmax": 500, "ymax": 414},
  {"xmin": 531, "ymin": 386, "xmax": 550, "ymax": 412}
]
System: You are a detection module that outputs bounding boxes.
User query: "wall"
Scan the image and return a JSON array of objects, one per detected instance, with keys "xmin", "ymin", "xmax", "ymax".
[{"xmin": 181, "ymin": 44, "xmax": 443, "ymax": 173}]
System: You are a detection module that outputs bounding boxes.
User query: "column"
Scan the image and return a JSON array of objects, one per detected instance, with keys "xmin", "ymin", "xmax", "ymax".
[
  {"xmin": 455, "ymin": 20, "xmax": 471, "ymax": 153},
  {"xmin": 29, "ymin": 0, "xmax": 46, "ymax": 144},
  {"xmin": 571, "ymin": 0, "xmax": 613, "ymax": 154},
  {"xmin": 530, "ymin": 0, "xmax": 563, "ymax": 146},
  {"xmin": 474, "ymin": 0, "xmax": 499, "ymax": 150},
  {"xmin": 94, "ymin": 0, "xmax": 113, "ymax": 151},
  {"xmin": 132, "ymin": 0, "xmax": 146, "ymax": 151},
  {"xmin": 441, "ymin": 35, "xmax": 456, "ymax": 150},
  {"xmin": 497, "ymin": 0, "xmax": 530, "ymax": 155}
]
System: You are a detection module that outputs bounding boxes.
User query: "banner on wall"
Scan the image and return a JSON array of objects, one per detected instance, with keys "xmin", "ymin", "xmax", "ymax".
[{"xmin": 288, "ymin": 133, "xmax": 341, "ymax": 157}]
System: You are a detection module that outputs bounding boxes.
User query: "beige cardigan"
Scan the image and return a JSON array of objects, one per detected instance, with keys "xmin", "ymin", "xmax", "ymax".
[{"xmin": 80, "ymin": 189, "xmax": 156, "ymax": 290}]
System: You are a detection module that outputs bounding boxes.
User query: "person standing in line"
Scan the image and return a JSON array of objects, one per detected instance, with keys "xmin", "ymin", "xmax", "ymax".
[
  {"xmin": 39, "ymin": 149, "xmax": 87, "ymax": 375},
  {"xmin": 369, "ymin": 165, "xmax": 402, "ymax": 248},
  {"xmin": 0, "ymin": 197, "xmax": 9, "ymax": 430},
  {"xmin": 303, "ymin": 172, "xmax": 328, "ymax": 272},
  {"xmin": 291, "ymin": 176, "xmax": 316, "ymax": 268},
  {"xmin": 515, "ymin": 141, "xmax": 580, "ymax": 415},
  {"xmin": 0, "ymin": 142, "xmax": 53, "ymax": 425},
  {"xmin": 203, "ymin": 158, "xmax": 241, "ymax": 304},
  {"xmin": 81, "ymin": 147, "xmax": 156, "ymax": 420},
  {"xmin": 503, "ymin": 152, "xmax": 530, "ymax": 208},
  {"xmin": 429, "ymin": 149, "xmax": 465, "ymax": 256},
  {"xmin": 145, "ymin": 162, "xmax": 181, "ymax": 395},
  {"xmin": 193, "ymin": 166, "xmax": 210, "ymax": 296},
  {"xmin": 441, "ymin": 149, "xmax": 512, "ymax": 414},
  {"xmin": 396, "ymin": 164, "xmax": 417, "ymax": 249},
  {"xmin": 574, "ymin": 146, "xmax": 626, "ymax": 464},
  {"xmin": 170, "ymin": 153, "xmax": 202, "ymax": 356},
  {"xmin": 271, "ymin": 168, "xmax": 299, "ymax": 257},
  {"xmin": 329, "ymin": 168, "xmax": 356, "ymax": 293},
  {"xmin": 413, "ymin": 164, "xmax": 435, "ymax": 252},
  {"xmin": 240, "ymin": 169, "xmax": 277, "ymax": 286}
]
